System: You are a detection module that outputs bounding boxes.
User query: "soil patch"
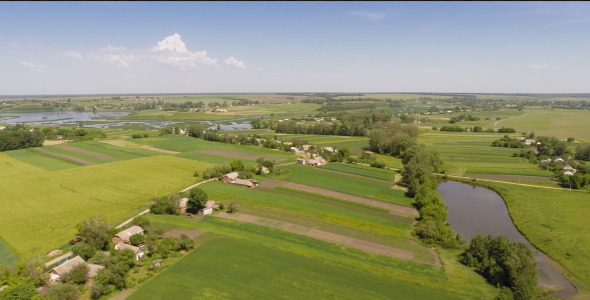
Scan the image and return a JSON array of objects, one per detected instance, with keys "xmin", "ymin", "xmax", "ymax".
[
  {"xmin": 197, "ymin": 149, "xmax": 288, "ymax": 163},
  {"xmin": 260, "ymin": 179, "xmax": 419, "ymax": 218},
  {"xmin": 215, "ymin": 212, "xmax": 439, "ymax": 266},
  {"xmin": 163, "ymin": 229, "xmax": 205, "ymax": 239},
  {"xmin": 33, "ymin": 148, "xmax": 94, "ymax": 165},
  {"xmin": 56, "ymin": 144, "xmax": 122, "ymax": 161}
]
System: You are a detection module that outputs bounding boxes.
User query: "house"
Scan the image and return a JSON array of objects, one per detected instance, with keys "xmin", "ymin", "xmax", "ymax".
[
  {"xmin": 297, "ymin": 158, "xmax": 306, "ymax": 165},
  {"xmin": 49, "ymin": 256, "xmax": 85, "ymax": 283},
  {"xmin": 282, "ymin": 141, "xmax": 293, "ymax": 146},
  {"xmin": 554, "ymin": 158, "xmax": 565, "ymax": 163},
  {"xmin": 564, "ymin": 171, "xmax": 574, "ymax": 176},
  {"xmin": 563, "ymin": 165, "xmax": 576, "ymax": 173},
  {"xmin": 540, "ymin": 158, "xmax": 552, "ymax": 163},
  {"xmin": 524, "ymin": 139, "xmax": 536, "ymax": 146},
  {"xmin": 220, "ymin": 172, "xmax": 239, "ymax": 183},
  {"xmin": 198, "ymin": 207, "xmax": 213, "ymax": 217},
  {"xmin": 301, "ymin": 145, "xmax": 311, "ymax": 152},
  {"xmin": 259, "ymin": 166, "xmax": 270, "ymax": 174},
  {"xmin": 86, "ymin": 264, "xmax": 105, "ymax": 283},
  {"xmin": 290, "ymin": 147, "xmax": 298, "ymax": 153},
  {"xmin": 205, "ymin": 200, "xmax": 219, "ymax": 210},
  {"xmin": 323, "ymin": 147, "xmax": 334, "ymax": 153},
  {"xmin": 112, "ymin": 226, "xmax": 144, "ymax": 244},
  {"xmin": 231, "ymin": 178, "xmax": 254, "ymax": 188},
  {"xmin": 516, "ymin": 137, "xmax": 526, "ymax": 141},
  {"xmin": 179, "ymin": 198, "xmax": 189, "ymax": 213},
  {"xmin": 115, "ymin": 243, "xmax": 144, "ymax": 261},
  {"xmin": 307, "ymin": 156, "xmax": 326, "ymax": 166}
]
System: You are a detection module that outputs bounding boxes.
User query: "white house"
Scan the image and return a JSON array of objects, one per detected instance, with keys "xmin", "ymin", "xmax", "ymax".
[
  {"xmin": 198, "ymin": 207, "xmax": 213, "ymax": 217},
  {"xmin": 49, "ymin": 256, "xmax": 85, "ymax": 283},
  {"xmin": 115, "ymin": 242, "xmax": 144, "ymax": 261}
]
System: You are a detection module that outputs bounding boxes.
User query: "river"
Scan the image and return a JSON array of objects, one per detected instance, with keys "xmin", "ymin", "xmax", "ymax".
[{"xmin": 437, "ymin": 180, "xmax": 577, "ymax": 299}]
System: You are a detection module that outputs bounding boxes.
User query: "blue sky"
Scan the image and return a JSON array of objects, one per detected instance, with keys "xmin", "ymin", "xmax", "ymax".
[{"xmin": 2, "ymin": 1, "xmax": 590, "ymax": 95}]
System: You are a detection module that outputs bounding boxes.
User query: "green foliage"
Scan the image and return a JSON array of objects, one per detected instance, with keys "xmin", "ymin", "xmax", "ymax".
[
  {"xmin": 0, "ymin": 124, "xmax": 44, "ymax": 152},
  {"xmin": 202, "ymin": 164, "xmax": 232, "ymax": 179},
  {"xmin": 155, "ymin": 237, "xmax": 176, "ymax": 259},
  {"xmin": 497, "ymin": 127, "xmax": 516, "ymax": 133},
  {"xmin": 45, "ymin": 284, "xmax": 81, "ymax": 300},
  {"xmin": 226, "ymin": 202, "xmax": 238, "ymax": 214},
  {"xmin": 188, "ymin": 188, "xmax": 208, "ymax": 212},
  {"xmin": 60, "ymin": 263, "xmax": 87, "ymax": 285},
  {"xmin": 491, "ymin": 135, "xmax": 524, "ymax": 149},
  {"xmin": 129, "ymin": 234, "xmax": 145, "ymax": 246},
  {"xmin": 368, "ymin": 121, "xmax": 418, "ymax": 157},
  {"xmin": 460, "ymin": 235, "xmax": 537, "ymax": 300},
  {"xmin": 0, "ymin": 282, "xmax": 37, "ymax": 300},
  {"xmin": 131, "ymin": 215, "xmax": 150, "ymax": 229},
  {"xmin": 575, "ymin": 144, "xmax": 590, "ymax": 161},
  {"xmin": 71, "ymin": 242, "xmax": 96, "ymax": 260},
  {"xmin": 150, "ymin": 195, "xmax": 180, "ymax": 215},
  {"xmin": 77, "ymin": 215, "xmax": 108, "ymax": 250},
  {"xmin": 439, "ymin": 125, "xmax": 465, "ymax": 132},
  {"xmin": 230, "ymin": 159, "xmax": 245, "ymax": 171},
  {"xmin": 176, "ymin": 234, "xmax": 195, "ymax": 251}
]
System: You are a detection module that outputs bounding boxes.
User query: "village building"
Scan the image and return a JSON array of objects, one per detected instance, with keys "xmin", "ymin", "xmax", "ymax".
[
  {"xmin": 564, "ymin": 171, "xmax": 574, "ymax": 176},
  {"xmin": 540, "ymin": 158, "xmax": 552, "ymax": 163},
  {"xmin": 301, "ymin": 145, "xmax": 311, "ymax": 152},
  {"xmin": 198, "ymin": 207, "xmax": 213, "ymax": 217},
  {"xmin": 112, "ymin": 225, "xmax": 144, "ymax": 244},
  {"xmin": 554, "ymin": 158, "xmax": 565, "ymax": 163},
  {"xmin": 307, "ymin": 156, "xmax": 327, "ymax": 166},
  {"xmin": 115, "ymin": 243, "xmax": 145, "ymax": 261},
  {"xmin": 524, "ymin": 139, "xmax": 536, "ymax": 146},
  {"xmin": 231, "ymin": 178, "xmax": 254, "ymax": 188},
  {"xmin": 205, "ymin": 200, "xmax": 220, "ymax": 210},
  {"xmin": 563, "ymin": 165, "xmax": 577, "ymax": 174},
  {"xmin": 297, "ymin": 158, "xmax": 306, "ymax": 165},
  {"xmin": 49, "ymin": 256, "xmax": 85, "ymax": 283},
  {"xmin": 290, "ymin": 147, "xmax": 298, "ymax": 153},
  {"xmin": 220, "ymin": 172, "xmax": 239, "ymax": 184},
  {"xmin": 179, "ymin": 198, "xmax": 189, "ymax": 213},
  {"xmin": 323, "ymin": 147, "xmax": 334, "ymax": 153},
  {"xmin": 259, "ymin": 166, "xmax": 270, "ymax": 174}
]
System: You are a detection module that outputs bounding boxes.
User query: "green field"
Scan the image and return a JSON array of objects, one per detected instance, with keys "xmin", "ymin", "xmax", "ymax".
[
  {"xmin": 0, "ymin": 154, "xmax": 214, "ymax": 257},
  {"xmin": 0, "ymin": 236, "xmax": 19, "ymax": 266},
  {"xmin": 319, "ymin": 162, "xmax": 396, "ymax": 181},
  {"xmin": 282, "ymin": 164, "xmax": 413, "ymax": 207},
  {"xmin": 498, "ymin": 108, "xmax": 590, "ymax": 142}
]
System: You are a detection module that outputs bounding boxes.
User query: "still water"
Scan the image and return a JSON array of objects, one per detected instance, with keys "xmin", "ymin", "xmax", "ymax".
[{"xmin": 438, "ymin": 180, "xmax": 577, "ymax": 299}]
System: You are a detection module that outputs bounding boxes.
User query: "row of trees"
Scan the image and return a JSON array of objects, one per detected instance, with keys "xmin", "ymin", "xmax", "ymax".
[
  {"xmin": 0, "ymin": 124, "xmax": 44, "ymax": 151},
  {"xmin": 275, "ymin": 120, "xmax": 367, "ymax": 136},
  {"xmin": 368, "ymin": 121, "xmax": 418, "ymax": 157}
]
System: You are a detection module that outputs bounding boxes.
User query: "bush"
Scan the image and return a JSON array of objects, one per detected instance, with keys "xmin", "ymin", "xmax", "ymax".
[{"xmin": 71, "ymin": 242, "xmax": 96, "ymax": 260}]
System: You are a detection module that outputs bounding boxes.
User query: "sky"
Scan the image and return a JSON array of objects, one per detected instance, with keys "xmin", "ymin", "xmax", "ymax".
[{"xmin": 2, "ymin": 1, "xmax": 590, "ymax": 95}]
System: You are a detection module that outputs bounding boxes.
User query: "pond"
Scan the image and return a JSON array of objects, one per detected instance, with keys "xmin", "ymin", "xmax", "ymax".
[{"xmin": 437, "ymin": 180, "xmax": 577, "ymax": 299}]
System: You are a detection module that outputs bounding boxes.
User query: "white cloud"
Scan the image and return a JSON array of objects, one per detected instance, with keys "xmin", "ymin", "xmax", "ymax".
[
  {"xmin": 19, "ymin": 61, "xmax": 45, "ymax": 71},
  {"xmin": 88, "ymin": 45, "xmax": 137, "ymax": 67},
  {"xmin": 151, "ymin": 33, "xmax": 218, "ymax": 68},
  {"xmin": 224, "ymin": 56, "xmax": 246, "ymax": 69},
  {"xmin": 63, "ymin": 50, "xmax": 84, "ymax": 60},
  {"xmin": 529, "ymin": 64, "xmax": 550, "ymax": 69},
  {"xmin": 348, "ymin": 11, "xmax": 385, "ymax": 21}
]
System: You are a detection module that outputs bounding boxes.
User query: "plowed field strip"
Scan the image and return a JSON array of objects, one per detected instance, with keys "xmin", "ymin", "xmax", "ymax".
[
  {"xmin": 55, "ymin": 144, "xmax": 122, "ymax": 161},
  {"xmin": 33, "ymin": 148, "xmax": 94, "ymax": 165}
]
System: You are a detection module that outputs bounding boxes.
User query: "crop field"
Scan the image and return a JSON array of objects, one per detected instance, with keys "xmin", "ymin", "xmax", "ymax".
[
  {"xmin": 418, "ymin": 131, "xmax": 554, "ymax": 182},
  {"xmin": 132, "ymin": 215, "xmax": 497, "ymax": 299},
  {"xmin": 318, "ymin": 162, "xmax": 396, "ymax": 181},
  {"xmin": 497, "ymin": 108, "xmax": 590, "ymax": 142},
  {"xmin": 482, "ymin": 182, "xmax": 590, "ymax": 297},
  {"xmin": 282, "ymin": 164, "xmax": 413, "ymax": 207},
  {"xmin": 5, "ymin": 148, "xmax": 81, "ymax": 171},
  {"xmin": 0, "ymin": 154, "xmax": 214, "ymax": 257}
]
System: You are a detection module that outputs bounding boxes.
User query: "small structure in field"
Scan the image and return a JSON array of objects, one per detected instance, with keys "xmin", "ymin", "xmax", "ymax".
[
  {"xmin": 524, "ymin": 139, "xmax": 536, "ymax": 146},
  {"xmin": 198, "ymin": 207, "xmax": 213, "ymax": 217},
  {"xmin": 115, "ymin": 242, "xmax": 145, "ymax": 260},
  {"xmin": 49, "ymin": 256, "xmax": 85, "ymax": 283},
  {"xmin": 179, "ymin": 197, "xmax": 189, "ymax": 213},
  {"xmin": 205, "ymin": 200, "xmax": 220, "ymax": 210},
  {"xmin": 297, "ymin": 158, "xmax": 306, "ymax": 165},
  {"xmin": 112, "ymin": 226, "xmax": 144, "ymax": 244},
  {"xmin": 563, "ymin": 165, "xmax": 576, "ymax": 174},
  {"xmin": 290, "ymin": 147, "xmax": 298, "ymax": 153},
  {"xmin": 231, "ymin": 178, "xmax": 254, "ymax": 188},
  {"xmin": 554, "ymin": 158, "xmax": 565, "ymax": 163}
]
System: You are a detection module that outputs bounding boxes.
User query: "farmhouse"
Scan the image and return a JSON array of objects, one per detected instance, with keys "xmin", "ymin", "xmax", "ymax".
[
  {"xmin": 112, "ymin": 225, "xmax": 144, "ymax": 244},
  {"xmin": 290, "ymin": 147, "xmax": 298, "ymax": 153},
  {"xmin": 563, "ymin": 165, "xmax": 577, "ymax": 173},
  {"xmin": 524, "ymin": 139, "xmax": 536, "ymax": 146},
  {"xmin": 297, "ymin": 158, "xmax": 306, "ymax": 165},
  {"xmin": 49, "ymin": 255, "xmax": 85, "ymax": 283},
  {"xmin": 231, "ymin": 178, "xmax": 254, "ymax": 188},
  {"xmin": 198, "ymin": 207, "xmax": 213, "ymax": 217},
  {"xmin": 220, "ymin": 172, "xmax": 239, "ymax": 183},
  {"xmin": 205, "ymin": 200, "xmax": 219, "ymax": 210},
  {"xmin": 301, "ymin": 145, "xmax": 311, "ymax": 152},
  {"xmin": 323, "ymin": 147, "xmax": 334, "ymax": 153},
  {"xmin": 115, "ymin": 242, "xmax": 145, "ymax": 260},
  {"xmin": 259, "ymin": 166, "xmax": 270, "ymax": 174},
  {"xmin": 307, "ymin": 156, "xmax": 327, "ymax": 166},
  {"xmin": 541, "ymin": 158, "xmax": 552, "ymax": 163},
  {"xmin": 554, "ymin": 158, "xmax": 565, "ymax": 163},
  {"xmin": 564, "ymin": 171, "xmax": 574, "ymax": 176}
]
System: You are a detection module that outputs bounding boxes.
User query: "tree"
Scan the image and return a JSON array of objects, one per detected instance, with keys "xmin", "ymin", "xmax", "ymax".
[
  {"xmin": 45, "ymin": 284, "xmax": 81, "ymax": 300},
  {"xmin": 71, "ymin": 242, "xmax": 96, "ymax": 260},
  {"xmin": 129, "ymin": 234, "xmax": 145, "ymax": 246},
  {"xmin": 187, "ymin": 188, "xmax": 208, "ymax": 212},
  {"xmin": 0, "ymin": 283, "xmax": 37, "ymax": 300},
  {"xmin": 131, "ymin": 215, "xmax": 150, "ymax": 228},
  {"xmin": 77, "ymin": 215, "xmax": 109, "ymax": 250},
  {"xmin": 230, "ymin": 159, "xmax": 245, "ymax": 172},
  {"xmin": 60, "ymin": 263, "xmax": 87, "ymax": 285}
]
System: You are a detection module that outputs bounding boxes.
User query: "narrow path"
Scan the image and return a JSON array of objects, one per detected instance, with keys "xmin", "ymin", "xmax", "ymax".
[{"xmin": 215, "ymin": 212, "xmax": 440, "ymax": 266}]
